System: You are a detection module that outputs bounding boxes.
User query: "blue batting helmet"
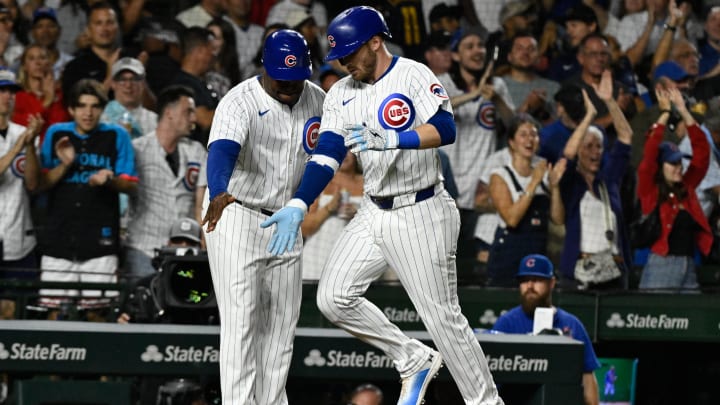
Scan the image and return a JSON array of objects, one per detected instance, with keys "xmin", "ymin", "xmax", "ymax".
[
  {"xmin": 325, "ymin": 6, "xmax": 392, "ymax": 62},
  {"xmin": 262, "ymin": 29, "xmax": 312, "ymax": 81}
]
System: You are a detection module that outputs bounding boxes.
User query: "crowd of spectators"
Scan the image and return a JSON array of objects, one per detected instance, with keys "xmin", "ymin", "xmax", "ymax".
[{"xmin": 2, "ymin": 0, "xmax": 720, "ymax": 323}]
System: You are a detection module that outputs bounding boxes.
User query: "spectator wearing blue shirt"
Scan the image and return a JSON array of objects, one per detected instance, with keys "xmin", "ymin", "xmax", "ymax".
[
  {"xmin": 539, "ymin": 84, "xmax": 585, "ymax": 164},
  {"xmin": 491, "ymin": 254, "xmax": 600, "ymax": 405}
]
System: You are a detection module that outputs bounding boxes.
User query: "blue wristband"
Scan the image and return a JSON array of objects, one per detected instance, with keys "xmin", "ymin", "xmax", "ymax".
[{"xmin": 397, "ymin": 130, "xmax": 420, "ymax": 149}]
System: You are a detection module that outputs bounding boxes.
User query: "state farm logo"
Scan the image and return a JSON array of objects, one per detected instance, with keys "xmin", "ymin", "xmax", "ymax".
[
  {"xmin": 383, "ymin": 306, "xmax": 421, "ymax": 323},
  {"xmin": 140, "ymin": 344, "xmax": 219, "ymax": 363},
  {"xmin": 479, "ymin": 309, "xmax": 498, "ymax": 325},
  {"xmin": 0, "ymin": 341, "xmax": 86, "ymax": 361},
  {"xmin": 606, "ymin": 312, "xmax": 689, "ymax": 330},
  {"xmin": 606, "ymin": 313, "xmax": 625, "ymax": 328},
  {"xmin": 486, "ymin": 354, "xmax": 548, "ymax": 372},
  {"xmin": 303, "ymin": 349, "xmax": 392, "ymax": 368},
  {"xmin": 141, "ymin": 345, "xmax": 163, "ymax": 362},
  {"xmin": 304, "ymin": 349, "xmax": 326, "ymax": 366}
]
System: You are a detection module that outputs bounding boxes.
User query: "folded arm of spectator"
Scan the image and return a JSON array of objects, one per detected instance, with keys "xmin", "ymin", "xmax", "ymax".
[{"xmin": 301, "ymin": 189, "xmax": 340, "ymax": 238}]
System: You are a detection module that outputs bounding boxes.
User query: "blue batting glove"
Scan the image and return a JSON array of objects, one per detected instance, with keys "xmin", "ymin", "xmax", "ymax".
[{"xmin": 260, "ymin": 202, "xmax": 306, "ymax": 255}]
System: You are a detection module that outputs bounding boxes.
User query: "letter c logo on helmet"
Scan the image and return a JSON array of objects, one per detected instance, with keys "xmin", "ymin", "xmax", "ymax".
[
  {"xmin": 262, "ymin": 29, "xmax": 312, "ymax": 81},
  {"xmin": 324, "ymin": 6, "xmax": 392, "ymax": 62},
  {"xmin": 285, "ymin": 55, "xmax": 297, "ymax": 67}
]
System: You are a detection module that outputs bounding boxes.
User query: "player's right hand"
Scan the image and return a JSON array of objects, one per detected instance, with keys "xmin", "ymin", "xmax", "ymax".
[
  {"xmin": 202, "ymin": 192, "xmax": 236, "ymax": 233},
  {"xmin": 260, "ymin": 206, "xmax": 305, "ymax": 255}
]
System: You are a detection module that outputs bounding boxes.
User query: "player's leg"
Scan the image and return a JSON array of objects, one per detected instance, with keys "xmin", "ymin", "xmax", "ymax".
[
  {"xmin": 316, "ymin": 204, "xmax": 433, "ymax": 377},
  {"xmin": 205, "ymin": 203, "xmax": 262, "ymax": 405},
  {"xmin": 254, "ymin": 246, "xmax": 302, "ymax": 405},
  {"xmin": 380, "ymin": 192, "xmax": 502, "ymax": 405}
]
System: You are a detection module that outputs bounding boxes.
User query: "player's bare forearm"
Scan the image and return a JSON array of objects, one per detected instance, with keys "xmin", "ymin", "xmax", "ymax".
[
  {"xmin": 415, "ymin": 123, "xmax": 444, "ymax": 148},
  {"xmin": 203, "ymin": 192, "xmax": 236, "ymax": 233}
]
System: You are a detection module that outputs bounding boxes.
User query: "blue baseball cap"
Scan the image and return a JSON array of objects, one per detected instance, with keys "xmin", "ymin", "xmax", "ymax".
[
  {"xmin": 517, "ymin": 254, "xmax": 554, "ymax": 279},
  {"xmin": 32, "ymin": 7, "xmax": 57, "ymax": 25},
  {"xmin": 653, "ymin": 61, "xmax": 693, "ymax": 82},
  {"xmin": 658, "ymin": 141, "xmax": 690, "ymax": 164}
]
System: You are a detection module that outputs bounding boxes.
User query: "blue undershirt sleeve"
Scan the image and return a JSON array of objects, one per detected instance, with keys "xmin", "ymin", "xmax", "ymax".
[
  {"xmin": 426, "ymin": 108, "xmax": 456, "ymax": 145},
  {"xmin": 293, "ymin": 131, "xmax": 347, "ymax": 207},
  {"xmin": 207, "ymin": 139, "xmax": 241, "ymax": 200}
]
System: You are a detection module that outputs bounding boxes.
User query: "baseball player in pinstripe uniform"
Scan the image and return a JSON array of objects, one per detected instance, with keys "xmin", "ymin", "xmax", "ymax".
[
  {"xmin": 201, "ymin": 30, "xmax": 325, "ymax": 404},
  {"xmin": 125, "ymin": 85, "xmax": 206, "ymax": 283},
  {"xmin": 263, "ymin": 7, "xmax": 504, "ymax": 405}
]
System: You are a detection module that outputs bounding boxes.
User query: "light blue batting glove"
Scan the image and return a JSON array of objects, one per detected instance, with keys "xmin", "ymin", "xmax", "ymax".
[
  {"xmin": 344, "ymin": 124, "xmax": 399, "ymax": 153},
  {"xmin": 259, "ymin": 199, "xmax": 307, "ymax": 255}
]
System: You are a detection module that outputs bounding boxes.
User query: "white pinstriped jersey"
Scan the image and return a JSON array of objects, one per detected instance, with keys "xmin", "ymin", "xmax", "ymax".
[
  {"xmin": 438, "ymin": 73, "xmax": 514, "ymax": 209},
  {"xmin": 126, "ymin": 134, "xmax": 207, "ymax": 256},
  {"xmin": 208, "ymin": 77, "xmax": 325, "ymax": 210},
  {"xmin": 0, "ymin": 122, "xmax": 36, "ymax": 260},
  {"xmin": 320, "ymin": 57, "xmax": 451, "ymax": 197}
]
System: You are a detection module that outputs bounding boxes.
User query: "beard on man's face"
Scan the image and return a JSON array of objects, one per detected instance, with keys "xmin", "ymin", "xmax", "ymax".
[{"xmin": 520, "ymin": 288, "xmax": 551, "ymax": 315}]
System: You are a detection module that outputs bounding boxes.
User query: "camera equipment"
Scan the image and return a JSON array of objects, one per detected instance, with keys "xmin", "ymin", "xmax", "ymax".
[
  {"xmin": 156, "ymin": 378, "xmax": 204, "ymax": 405},
  {"xmin": 151, "ymin": 254, "xmax": 216, "ymax": 311}
]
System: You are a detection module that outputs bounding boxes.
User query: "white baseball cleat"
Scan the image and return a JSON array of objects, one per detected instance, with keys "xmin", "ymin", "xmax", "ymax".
[{"xmin": 397, "ymin": 352, "xmax": 443, "ymax": 405}]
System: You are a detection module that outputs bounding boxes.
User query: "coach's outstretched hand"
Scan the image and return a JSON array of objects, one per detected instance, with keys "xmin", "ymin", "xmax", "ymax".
[
  {"xmin": 344, "ymin": 124, "xmax": 398, "ymax": 153},
  {"xmin": 203, "ymin": 192, "xmax": 236, "ymax": 233},
  {"xmin": 260, "ymin": 206, "xmax": 305, "ymax": 255}
]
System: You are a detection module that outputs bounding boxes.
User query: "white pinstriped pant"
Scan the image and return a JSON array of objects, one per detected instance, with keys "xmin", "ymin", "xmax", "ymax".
[
  {"xmin": 317, "ymin": 191, "xmax": 503, "ymax": 405},
  {"xmin": 204, "ymin": 202, "xmax": 302, "ymax": 405}
]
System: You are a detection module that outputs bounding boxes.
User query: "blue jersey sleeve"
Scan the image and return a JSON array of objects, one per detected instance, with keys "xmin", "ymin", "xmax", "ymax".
[{"xmin": 114, "ymin": 127, "xmax": 138, "ymax": 181}]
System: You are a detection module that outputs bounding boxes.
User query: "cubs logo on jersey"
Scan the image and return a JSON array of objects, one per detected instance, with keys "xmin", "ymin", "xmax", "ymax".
[
  {"xmin": 378, "ymin": 93, "xmax": 415, "ymax": 131},
  {"xmin": 182, "ymin": 162, "xmax": 201, "ymax": 191},
  {"xmin": 476, "ymin": 101, "xmax": 495, "ymax": 130},
  {"xmin": 302, "ymin": 116, "xmax": 321, "ymax": 154},
  {"xmin": 430, "ymin": 83, "xmax": 448, "ymax": 99},
  {"xmin": 10, "ymin": 152, "xmax": 25, "ymax": 178}
]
